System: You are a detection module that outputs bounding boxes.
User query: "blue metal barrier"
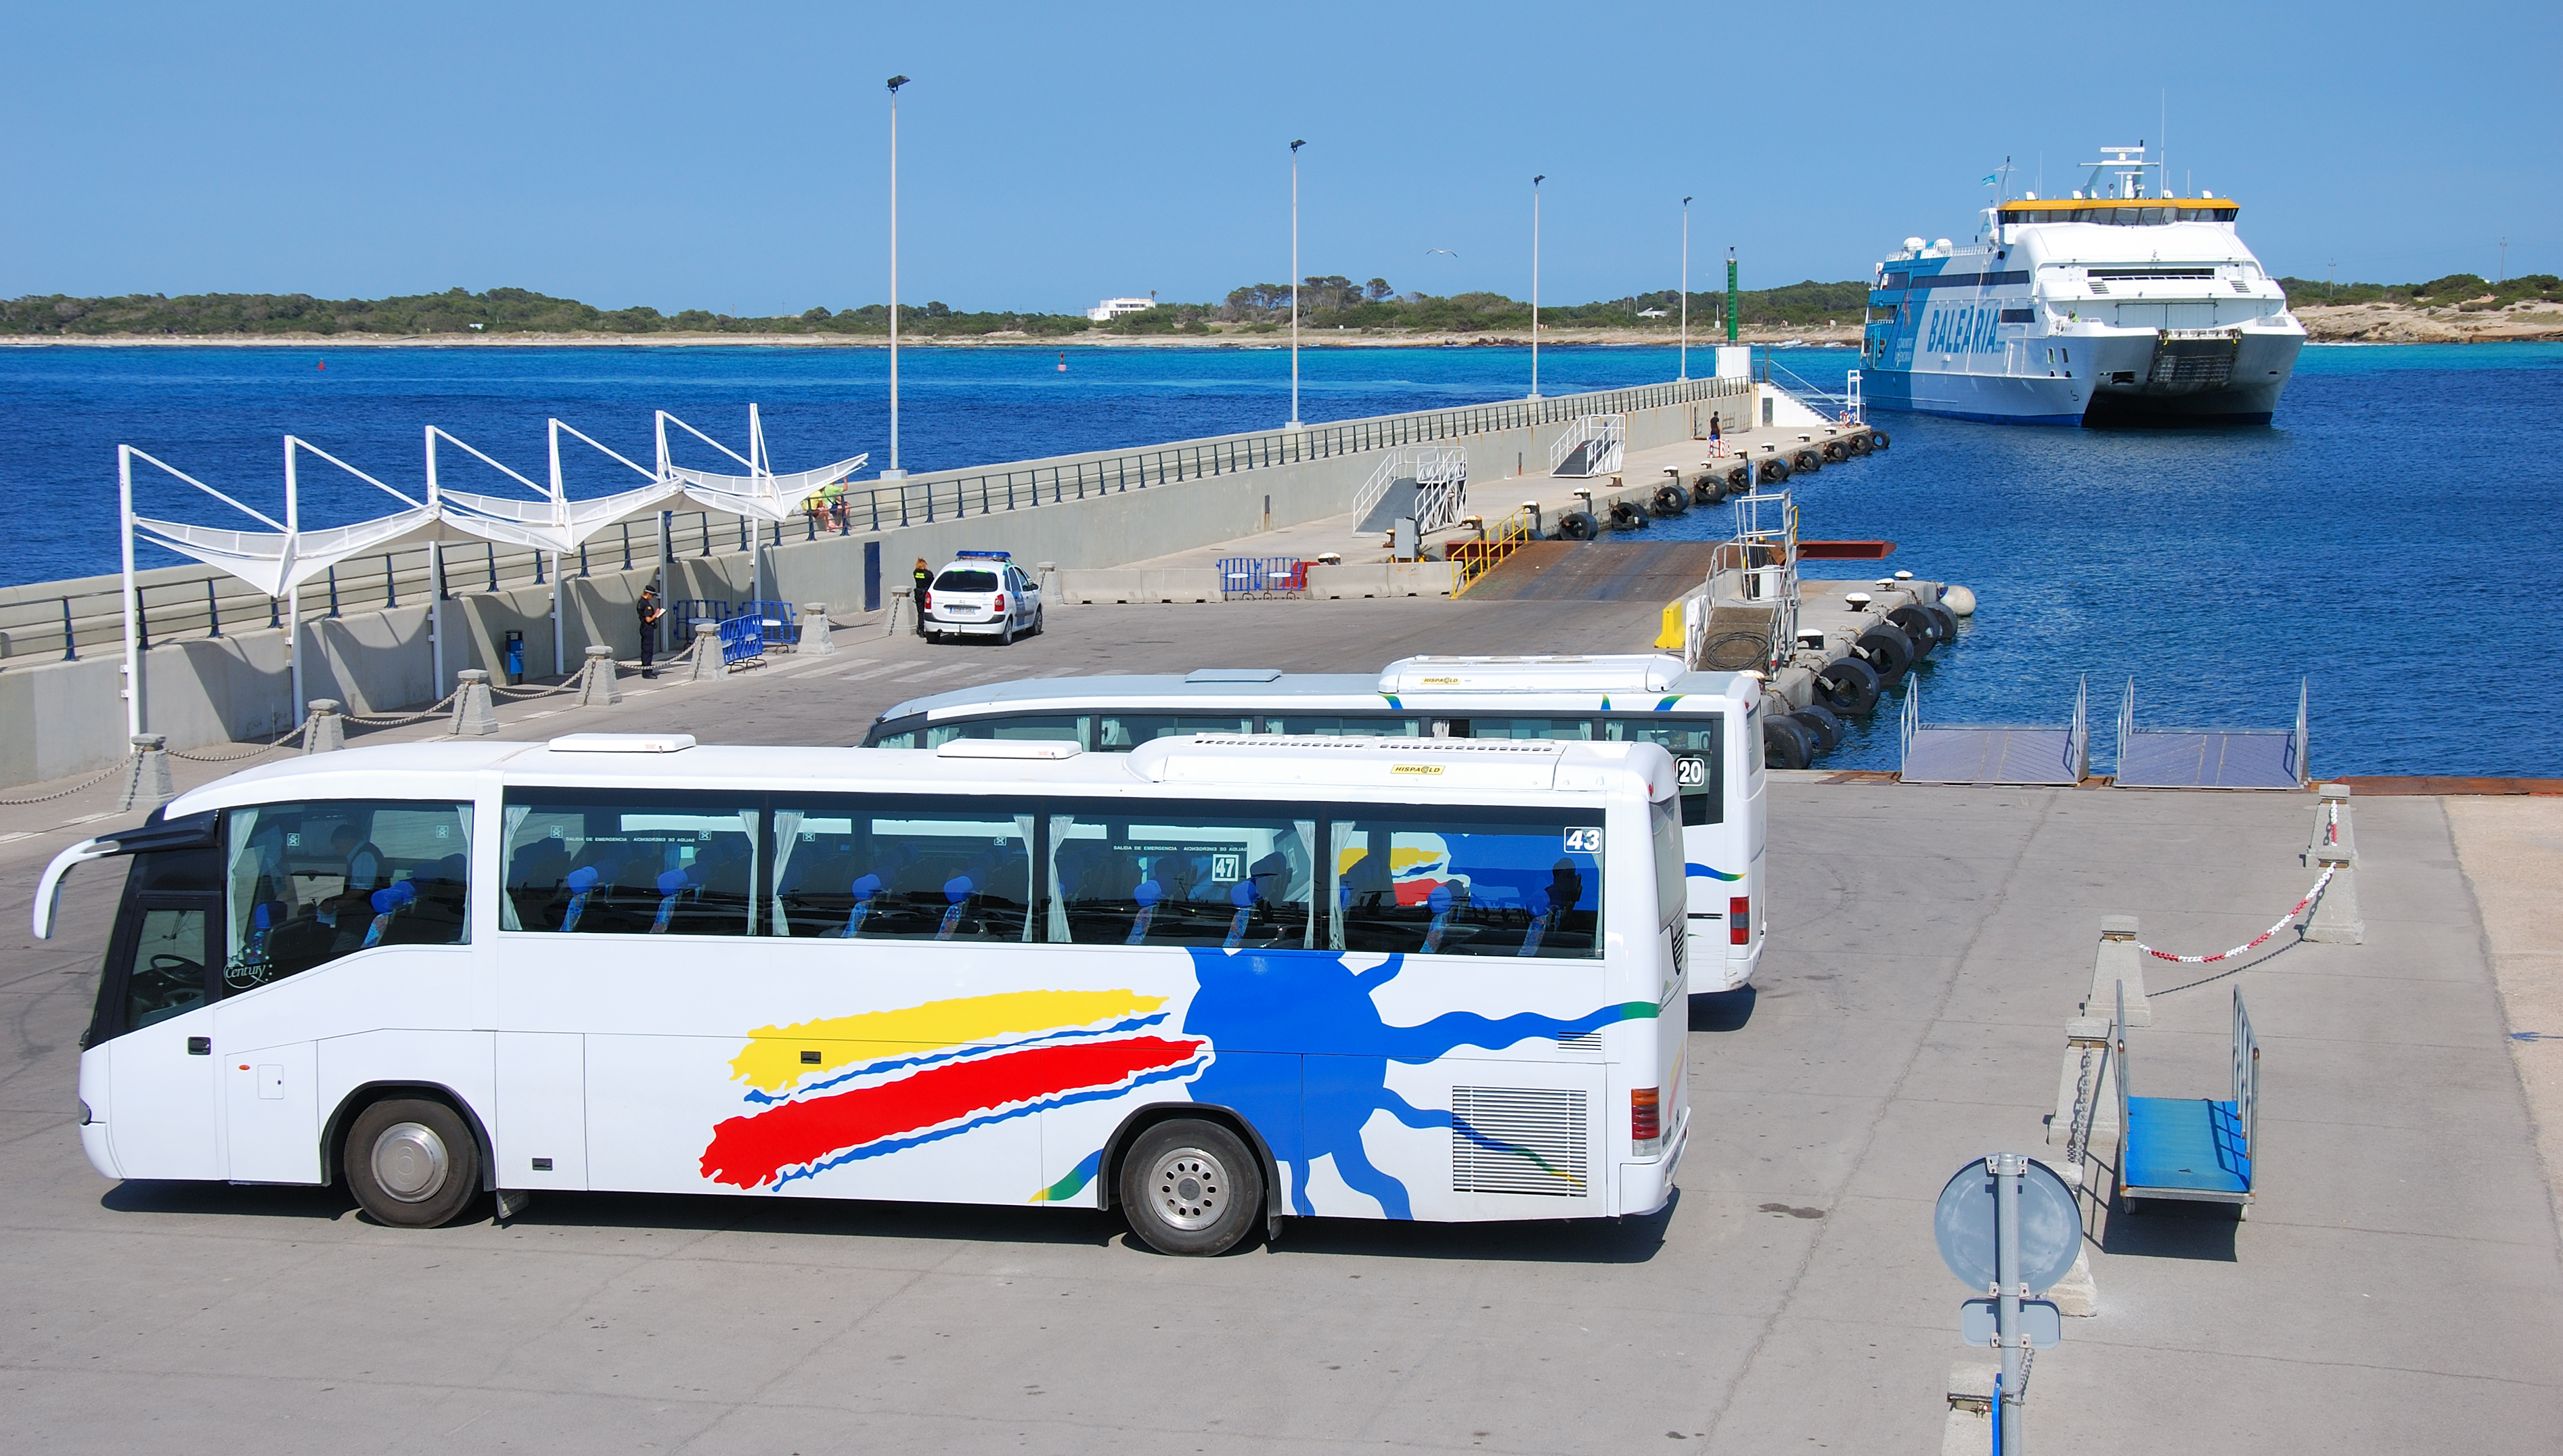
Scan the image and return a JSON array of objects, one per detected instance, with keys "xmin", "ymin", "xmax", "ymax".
[
  {"xmin": 717, "ymin": 614, "xmax": 765, "ymax": 669},
  {"xmin": 669, "ymin": 598, "xmax": 732, "ymax": 642},
  {"xmin": 738, "ymin": 599, "xmax": 799, "ymax": 648},
  {"xmin": 1216, "ymin": 557, "xmax": 1308, "ymax": 599}
]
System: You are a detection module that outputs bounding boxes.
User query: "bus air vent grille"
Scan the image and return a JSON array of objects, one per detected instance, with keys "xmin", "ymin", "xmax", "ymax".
[
  {"xmin": 1554, "ymin": 1030, "xmax": 1602, "ymax": 1053},
  {"xmin": 1451, "ymin": 1087, "xmax": 1589, "ymax": 1197}
]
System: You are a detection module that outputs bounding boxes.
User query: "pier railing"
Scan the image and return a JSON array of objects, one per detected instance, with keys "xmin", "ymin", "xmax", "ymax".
[{"xmin": 1, "ymin": 373, "xmax": 1749, "ymax": 668}]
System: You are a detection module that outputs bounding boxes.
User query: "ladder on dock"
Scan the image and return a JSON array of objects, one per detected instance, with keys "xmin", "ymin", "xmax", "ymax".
[
  {"xmin": 1899, "ymin": 677, "xmax": 2091, "ymax": 786},
  {"xmin": 1354, "ymin": 447, "xmax": 1469, "ymax": 532},
  {"xmin": 1548, "ymin": 415, "xmax": 1624, "ymax": 477},
  {"xmin": 2113, "ymin": 678, "xmax": 2309, "ymax": 790}
]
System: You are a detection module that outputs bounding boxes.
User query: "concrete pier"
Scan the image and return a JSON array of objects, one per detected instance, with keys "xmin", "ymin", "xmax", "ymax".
[{"xmin": 1, "ymin": 618, "xmax": 2556, "ymax": 1453}]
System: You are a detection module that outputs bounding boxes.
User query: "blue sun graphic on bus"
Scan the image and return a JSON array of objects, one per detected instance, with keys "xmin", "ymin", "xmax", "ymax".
[{"xmin": 1178, "ymin": 947, "xmax": 1655, "ymax": 1219}]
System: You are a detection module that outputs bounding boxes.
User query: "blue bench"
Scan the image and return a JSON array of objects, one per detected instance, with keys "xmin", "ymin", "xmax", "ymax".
[{"xmin": 2113, "ymin": 981, "xmax": 2260, "ymax": 1216}]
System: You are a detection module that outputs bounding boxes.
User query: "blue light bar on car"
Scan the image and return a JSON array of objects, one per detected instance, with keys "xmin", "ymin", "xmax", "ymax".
[{"xmin": 956, "ymin": 549, "xmax": 1012, "ymax": 560}]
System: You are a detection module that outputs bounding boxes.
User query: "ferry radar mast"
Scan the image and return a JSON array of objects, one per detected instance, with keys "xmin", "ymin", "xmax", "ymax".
[{"xmin": 2079, "ymin": 144, "xmax": 2160, "ymax": 199}]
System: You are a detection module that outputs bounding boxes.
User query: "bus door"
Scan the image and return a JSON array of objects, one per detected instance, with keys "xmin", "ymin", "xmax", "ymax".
[{"xmin": 79, "ymin": 819, "xmax": 228, "ymax": 1181}]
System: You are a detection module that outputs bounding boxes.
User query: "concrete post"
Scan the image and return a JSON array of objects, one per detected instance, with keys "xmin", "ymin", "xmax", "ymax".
[
  {"xmin": 2306, "ymin": 783, "xmax": 2357, "ymax": 867},
  {"xmin": 885, "ymin": 589, "xmax": 912, "ymax": 638},
  {"xmin": 1942, "ymin": 1365, "xmax": 1997, "ymax": 1456},
  {"xmin": 2045, "ymin": 1246, "xmax": 2099, "ymax": 1318},
  {"xmin": 799, "ymin": 604, "xmax": 834, "ymax": 655},
  {"xmin": 301, "ymin": 699, "xmax": 344, "ymax": 754},
  {"xmin": 686, "ymin": 621, "xmax": 723, "ymax": 683},
  {"xmin": 118, "ymin": 734, "xmax": 174, "ymax": 813},
  {"xmin": 1038, "ymin": 562, "xmax": 1058, "ymax": 607},
  {"xmin": 577, "ymin": 645, "xmax": 623, "ymax": 708},
  {"xmin": 2082, "ymin": 914, "xmax": 2150, "ymax": 1028},
  {"xmin": 451, "ymin": 670, "xmax": 498, "ymax": 736},
  {"xmin": 2305, "ymin": 788, "xmax": 2363, "ymax": 944}
]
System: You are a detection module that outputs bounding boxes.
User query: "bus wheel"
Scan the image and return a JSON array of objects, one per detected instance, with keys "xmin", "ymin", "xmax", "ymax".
[
  {"xmin": 1119, "ymin": 1119, "xmax": 1263, "ymax": 1256},
  {"xmin": 346, "ymin": 1097, "xmax": 483, "ymax": 1228}
]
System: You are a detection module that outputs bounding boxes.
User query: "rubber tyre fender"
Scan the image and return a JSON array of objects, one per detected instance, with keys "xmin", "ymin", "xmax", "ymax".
[
  {"xmin": 1690, "ymin": 476, "xmax": 1725, "ymax": 506},
  {"xmin": 1869, "ymin": 430, "xmax": 1891, "ymax": 450},
  {"xmin": 1557, "ymin": 510, "xmax": 1601, "ymax": 541},
  {"xmin": 1792, "ymin": 449, "xmax": 1822, "ymax": 474},
  {"xmin": 1762, "ymin": 714, "xmax": 1814, "ymax": 771},
  {"xmin": 1651, "ymin": 484, "xmax": 1689, "ymax": 517},
  {"xmin": 1119, "ymin": 1118, "xmax": 1264, "ymax": 1256},
  {"xmin": 1886, "ymin": 604, "xmax": 1941, "ymax": 659},
  {"xmin": 1758, "ymin": 456, "xmax": 1791, "ymax": 484},
  {"xmin": 1848, "ymin": 433, "xmax": 1873, "ymax": 455},
  {"xmin": 1722, "ymin": 465, "xmax": 1751, "ymax": 492},
  {"xmin": 344, "ymin": 1096, "xmax": 483, "ymax": 1229},
  {"xmin": 1922, "ymin": 601, "xmax": 1957, "ymax": 643},
  {"xmin": 1607, "ymin": 501, "xmax": 1649, "ymax": 531},
  {"xmin": 1854, "ymin": 621, "xmax": 1917, "ymax": 683},
  {"xmin": 1815, "ymin": 656, "xmax": 1883, "ymax": 716},
  {"xmin": 1789, "ymin": 702, "xmax": 1845, "ymax": 754},
  {"xmin": 1821, "ymin": 439, "xmax": 1848, "ymax": 463}
]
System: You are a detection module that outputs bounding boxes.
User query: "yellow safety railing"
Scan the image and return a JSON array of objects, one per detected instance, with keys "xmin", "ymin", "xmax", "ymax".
[{"xmin": 1450, "ymin": 507, "xmax": 1540, "ymax": 595}]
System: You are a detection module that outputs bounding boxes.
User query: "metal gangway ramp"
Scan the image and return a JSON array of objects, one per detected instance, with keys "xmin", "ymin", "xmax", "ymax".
[
  {"xmin": 2114, "ymin": 678, "xmax": 2308, "ymax": 790},
  {"xmin": 1898, "ymin": 677, "xmax": 2089, "ymax": 786}
]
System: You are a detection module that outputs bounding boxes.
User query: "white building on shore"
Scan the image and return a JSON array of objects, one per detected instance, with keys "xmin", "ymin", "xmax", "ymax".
[{"xmin": 1086, "ymin": 296, "xmax": 1156, "ymax": 322}]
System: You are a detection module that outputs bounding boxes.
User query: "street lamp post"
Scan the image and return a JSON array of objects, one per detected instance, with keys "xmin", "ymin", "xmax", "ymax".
[
  {"xmin": 1289, "ymin": 139, "xmax": 1306, "ymax": 430},
  {"xmin": 1680, "ymin": 196, "xmax": 1693, "ymax": 381},
  {"xmin": 885, "ymin": 74, "xmax": 910, "ymax": 480},
  {"xmin": 1530, "ymin": 174, "xmax": 1544, "ymax": 400}
]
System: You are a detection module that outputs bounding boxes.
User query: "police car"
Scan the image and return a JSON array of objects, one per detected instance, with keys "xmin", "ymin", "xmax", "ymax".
[{"xmin": 923, "ymin": 551, "xmax": 1044, "ymax": 644}]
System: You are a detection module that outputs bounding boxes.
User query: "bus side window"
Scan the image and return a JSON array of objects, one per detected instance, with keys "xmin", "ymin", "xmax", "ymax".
[
  {"xmin": 1095, "ymin": 714, "xmax": 1255, "ymax": 751},
  {"xmin": 1606, "ymin": 717, "xmax": 1725, "ymax": 827},
  {"xmin": 923, "ymin": 715, "xmax": 1091, "ymax": 750},
  {"xmin": 125, "ymin": 907, "xmax": 211, "ymax": 1030},
  {"xmin": 1330, "ymin": 814, "xmax": 1603, "ymax": 959},
  {"xmin": 770, "ymin": 801, "xmax": 1033, "ymax": 943},
  {"xmin": 1260, "ymin": 716, "xmax": 1424, "ymax": 739},
  {"xmin": 1048, "ymin": 809, "xmax": 1314, "ymax": 949},
  {"xmin": 223, "ymin": 800, "xmax": 474, "ymax": 991},
  {"xmin": 501, "ymin": 794, "xmax": 754, "ymax": 937}
]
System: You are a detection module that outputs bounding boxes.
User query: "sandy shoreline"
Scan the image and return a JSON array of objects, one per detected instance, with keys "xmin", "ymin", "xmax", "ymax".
[{"xmin": 6, "ymin": 304, "xmax": 2556, "ymax": 348}]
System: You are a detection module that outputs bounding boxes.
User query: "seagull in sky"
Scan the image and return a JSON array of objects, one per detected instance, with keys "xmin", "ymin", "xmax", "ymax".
[{"xmin": 1426, "ymin": 248, "xmax": 1458, "ymax": 258}]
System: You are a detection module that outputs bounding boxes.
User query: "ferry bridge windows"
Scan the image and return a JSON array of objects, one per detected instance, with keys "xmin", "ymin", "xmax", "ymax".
[
  {"xmin": 772, "ymin": 800, "xmax": 1033, "ymax": 942},
  {"xmin": 1331, "ymin": 809, "xmax": 1603, "ymax": 959},
  {"xmin": 225, "ymin": 800, "xmax": 474, "ymax": 988},
  {"xmin": 1999, "ymin": 308, "xmax": 2035, "ymax": 324},
  {"xmin": 1048, "ymin": 809, "xmax": 1315, "ymax": 948},
  {"xmin": 502, "ymin": 793, "xmax": 754, "ymax": 937}
]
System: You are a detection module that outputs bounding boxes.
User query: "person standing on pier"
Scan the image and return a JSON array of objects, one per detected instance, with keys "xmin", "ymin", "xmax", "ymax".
[
  {"xmin": 1708, "ymin": 411, "xmax": 1722, "ymax": 452},
  {"xmin": 912, "ymin": 558, "xmax": 933, "ymax": 637},
  {"xmin": 636, "ymin": 585, "xmax": 665, "ymax": 679}
]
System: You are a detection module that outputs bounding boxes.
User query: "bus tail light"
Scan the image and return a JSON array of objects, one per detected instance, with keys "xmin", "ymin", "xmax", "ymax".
[
  {"xmin": 1632, "ymin": 1088, "xmax": 1663, "ymax": 1155},
  {"xmin": 1730, "ymin": 895, "xmax": 1751, "ymax": 945}
]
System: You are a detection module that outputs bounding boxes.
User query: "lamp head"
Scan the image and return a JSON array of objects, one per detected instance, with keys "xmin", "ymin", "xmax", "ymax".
[
  {"xmin": 1683, "ymin": 195, "xmax": 1693, "ymax": 205},
  {"xmin": 887, "ymin": 74, "xmax": 909, "ymax": 93},
  {"xmin": 1291, "ymin": 139, "xmax": 1305, "ymax": 152},
  {"xmin": 1533, "ymin": 173, "xmax": 1545, "ymax": 185}
]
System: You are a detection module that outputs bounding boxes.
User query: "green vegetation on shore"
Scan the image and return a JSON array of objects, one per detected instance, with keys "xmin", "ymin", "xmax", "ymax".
[
  {"xmin": 14, "ymin": 272, "xmax": 2549, "ymax": 341},
  {"xmin": 2277, "ymin": 273, "xmax": 2560, "ymax": 311}
]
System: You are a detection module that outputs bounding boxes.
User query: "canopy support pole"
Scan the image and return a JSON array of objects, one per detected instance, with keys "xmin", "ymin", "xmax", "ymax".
[
  {"xmin": 118, "ymin": 446, "xmax": 142, "ymax": 738},
  {"xmin": 425, "ymin": 426, "xmax": 445, "ymax": 691},
  {"xmin": 284, "ymin": 438, "xmax": 305, "ymax": 715}
]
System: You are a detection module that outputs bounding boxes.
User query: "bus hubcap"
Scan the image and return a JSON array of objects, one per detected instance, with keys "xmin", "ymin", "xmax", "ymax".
[
  {"xmin": 372, "ymin": 1122, "xmax": 449, "ymax": 1202},
  {"xmin": 1149, "ymin": 1147, "xmax": 1226, "ymax": 1230}
]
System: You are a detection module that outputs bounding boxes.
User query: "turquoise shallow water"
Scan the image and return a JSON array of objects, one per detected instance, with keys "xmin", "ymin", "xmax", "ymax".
[{"xmin": 2, "ymin": 341, "xmax": 2556, "ymax": 775}]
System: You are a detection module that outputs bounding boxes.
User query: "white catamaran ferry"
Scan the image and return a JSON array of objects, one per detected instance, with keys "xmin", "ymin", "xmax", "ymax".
[{"xmin": 1863, "ymin": 146, "xmax": 2304, "ymax": 426}]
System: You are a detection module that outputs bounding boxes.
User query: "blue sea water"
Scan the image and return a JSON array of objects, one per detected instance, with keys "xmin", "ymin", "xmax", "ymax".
[{"xmin": 2, "ymin": 341, "xmax": 2556, "ymax": 775}]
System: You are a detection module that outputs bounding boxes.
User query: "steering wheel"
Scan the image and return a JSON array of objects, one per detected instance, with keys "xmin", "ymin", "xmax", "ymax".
[{"xmin": 132, "ymin": 953, "xmax": 206, "ymax": 1014}]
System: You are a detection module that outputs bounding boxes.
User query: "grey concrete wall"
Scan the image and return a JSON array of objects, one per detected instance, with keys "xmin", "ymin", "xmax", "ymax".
[{"xmin": 0, "ymin": 380, "xmax": 1746, "ymax": 787}]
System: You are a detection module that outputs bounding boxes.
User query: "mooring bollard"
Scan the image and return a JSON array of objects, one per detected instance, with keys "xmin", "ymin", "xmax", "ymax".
[
  {"xmin": 799, "ymin": 603, "xmax": 834, "ymax": 655},
  {"xmin": 2304, "ymin": 784, "xmax": 2364, "ymax": 944},
  {"xmin": 301, "ymin": 699, "xmax": 345, "ymax": 754},
  {"xmin": 884, "ymin": 589, "xmax": 912, "ymax": 638},
  {"xmin": 577, "ymin": 644, "xmax": 623, "ymax": 708},
  {"xmin": 686, "ymin": 621, "xmax": 723, "ymax": 683},
  {"xmin": 118, "ymin": 733, "xmax": 174, "ymax": 812},
  {"xmin": 451, "ymin": 669, "xmax": 498, "ymax": 736},
  {"xmin": 2082, "ymin": 914, "xmax": 2150, "ymax": 1028}
]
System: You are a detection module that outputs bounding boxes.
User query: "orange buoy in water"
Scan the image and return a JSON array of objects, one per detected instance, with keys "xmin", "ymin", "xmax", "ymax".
[{"xmin": 1056, "ymin": 352, "xmax": 1066, "ymax": 373}]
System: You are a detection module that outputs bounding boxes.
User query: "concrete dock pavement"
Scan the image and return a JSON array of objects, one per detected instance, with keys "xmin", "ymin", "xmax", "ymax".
[{"xmin": 0, "ymin": 597, "xmax": 2557, "ymax": 1452}]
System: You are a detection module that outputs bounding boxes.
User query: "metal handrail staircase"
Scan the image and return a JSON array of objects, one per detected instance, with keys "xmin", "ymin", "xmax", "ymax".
[
  {"xmin": 1449, "ymin": 506, "xmax": 1540, "ymax": 594},
  {"xmin": 1548, "ymin": 415, "xmax": 1626, "ymax": 477},
  {"xmin": 1683, "ymin": 489, "xmax": 1800, "ymax": 672},
  {"xmin": 1352, "ymin": 446, "xmax": 1470, "ymax": 531},
  {"xmin": 1760, "ymin": 354, "xmax": 1865, "ymax": 424}
]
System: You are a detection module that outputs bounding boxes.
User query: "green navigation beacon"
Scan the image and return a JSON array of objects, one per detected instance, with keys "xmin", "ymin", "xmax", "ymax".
[{"xmin": 1724, "ymin": 248, "xmax": 1739, "ymax": 344}]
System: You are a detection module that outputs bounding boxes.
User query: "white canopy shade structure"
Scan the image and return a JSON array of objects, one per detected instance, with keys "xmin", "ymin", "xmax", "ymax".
[{"xmin": 115, "ymin": 407, "xmax": 866, "ymax": 738}]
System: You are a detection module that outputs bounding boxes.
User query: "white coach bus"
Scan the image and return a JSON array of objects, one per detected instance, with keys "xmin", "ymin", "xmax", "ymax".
[
  {"xmin": 866, "ymin": 655, "xmax": 1768, "ymax": 988},
  {"xmin": 37, "ymin": 732, "xmax": 1691, "ymax": 1255}
]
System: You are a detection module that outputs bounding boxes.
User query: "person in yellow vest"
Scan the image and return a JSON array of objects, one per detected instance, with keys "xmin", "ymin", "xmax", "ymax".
[{"xmin": 911, "ymin": 558, "xmax": 933, "ymax": 637}]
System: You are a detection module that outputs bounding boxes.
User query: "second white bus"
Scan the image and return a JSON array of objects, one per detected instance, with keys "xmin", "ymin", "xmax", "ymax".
[{"xmin": 866, "ymin": 654, "xmax": 1769, "ymax": 988}]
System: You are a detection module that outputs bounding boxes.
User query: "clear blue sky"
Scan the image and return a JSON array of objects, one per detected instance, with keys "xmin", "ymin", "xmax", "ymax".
[{"xmin": 5, "ymin": 0, "xmax": 2554, "ymax": 315}]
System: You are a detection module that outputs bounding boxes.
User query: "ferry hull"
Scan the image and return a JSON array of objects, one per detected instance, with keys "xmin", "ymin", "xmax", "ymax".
[{"xmin": 1869, "ymin": 327, "xmax": 2301, "ymax": 428}]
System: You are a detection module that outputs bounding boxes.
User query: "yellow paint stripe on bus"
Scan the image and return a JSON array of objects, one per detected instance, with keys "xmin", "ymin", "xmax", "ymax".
[{"xmin": 730, "ymin": 989, "xmax": 1169, "ymax": 1093}]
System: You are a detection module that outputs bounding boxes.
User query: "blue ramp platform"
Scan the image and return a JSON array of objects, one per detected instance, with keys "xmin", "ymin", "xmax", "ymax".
[
  {"xmin": 1897, "ymin": 677, "xmax": 2089, "ymax": 787},
  {"xmin": 2114, "ymin": 679, "xmax": 2308, "ymax": 790}
]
